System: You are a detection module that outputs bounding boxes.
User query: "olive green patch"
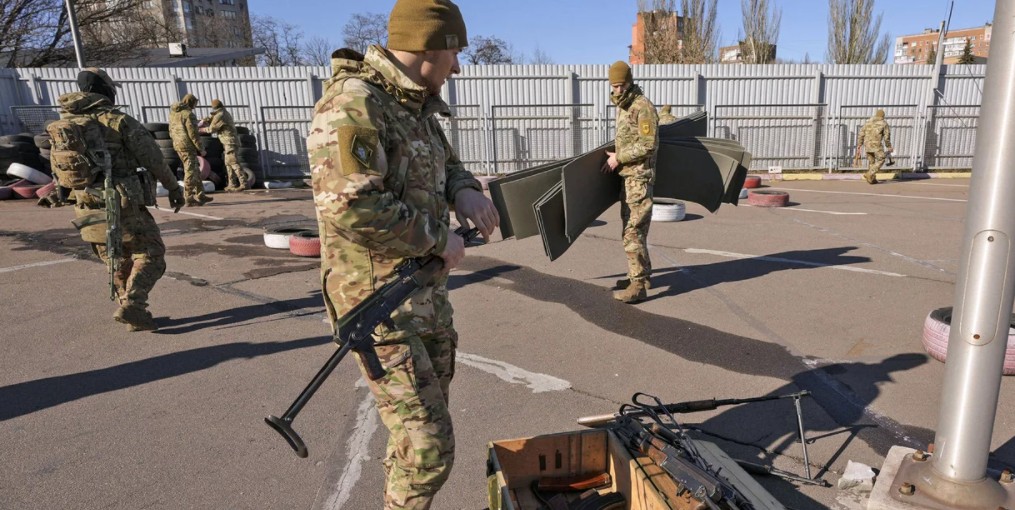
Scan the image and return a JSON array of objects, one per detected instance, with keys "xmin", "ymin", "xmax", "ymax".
[{"xmin": 337, "ymin": 125, "xmax": 379, "ymax": 175}]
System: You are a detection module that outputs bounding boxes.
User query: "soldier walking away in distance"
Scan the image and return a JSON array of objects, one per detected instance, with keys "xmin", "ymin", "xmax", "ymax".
[
  {"xmin": 602, "ymin": 60, "xmax": 659, "ymax": 304},
  {"xmin": 207, "ymin": 99, "xmax": 249, "ymax": 192},
  {"xmin": 658, "ymin": 104, "xmax": 677, "ymax": 125},
  {"xmin": 858, "ymin": 109, "xmax": 894, "ymax": 184},
  {"xmin": 306, "ymin": 0, "xmax": 499, "ymax": 508},
  {"xmin": 52, "ymin": 68, "xmax": 185, "ymax": 331},
  {"xmin": 169, "ymin": 93, "xmax": 212, "ymax": 205}
]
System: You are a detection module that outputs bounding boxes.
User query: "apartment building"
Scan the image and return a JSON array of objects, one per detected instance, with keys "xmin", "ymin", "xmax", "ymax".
[
  {"xmin": 629, "ymin": 10, "xmax": 686, "ymax": 64},
  {"xmin": 894, "ymin": 24, "xmax": 991, "ymax": 64},
  {"xmin": 719, "ymin": 41, "xmax": 777, "ymax": 64}
]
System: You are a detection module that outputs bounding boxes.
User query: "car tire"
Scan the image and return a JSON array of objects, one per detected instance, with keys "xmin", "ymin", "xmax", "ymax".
[
  {"xmin": 263, "ymin": 226, "xmax": 313, "ymax": 249},
  {"xmin": 744, "ymin": 175, "xmax": 762, "ymax": 189},
  {"xmin": 748, "ymin": 189, "xmax": 789, "ymax": 207},
  {"xmin": 289, "ymin": 230, "xmax": 321, "ymax": 257},
  {"xmin": 144, "ymin": 123, "xmax": 169, "ymax": 132},
  {"xmin": 652, "ymin": 199, "xmax": 686, "ymax": 222},
  {"xmin": 923, "ymin": 306, "xmax": 1015, "ymax": 375},
  {"xmin": 6, "ymin": 162, "xmax": 52, "ymax": 184},
  {"xmin": 12, "ymin": 182, "xmax": 44, "ymax": 198}
]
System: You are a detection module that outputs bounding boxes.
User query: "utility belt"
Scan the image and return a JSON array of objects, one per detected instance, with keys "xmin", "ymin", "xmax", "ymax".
[{"xmin": 74, "ymin": 169, "xmax": 157, "ymax": 211}]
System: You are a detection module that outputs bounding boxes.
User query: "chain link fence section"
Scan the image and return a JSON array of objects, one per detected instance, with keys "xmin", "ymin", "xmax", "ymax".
[
  {"xmin": 490, "ymin": 104, "xmax": 597, "ymax": 173},
  {"xmin": 923, "ymin": 105, "xmax": 979, "ymax": 170},
  {"xmin": 11, "ymin": 105, "xmax": 131, "ymax": 135},
  {"xmin": 260, "ymin": 106, "xmax": 313, "ymax": 178},
  {"xmin": 434, "ymin": 105, "xmax": 491, "ymax": 175},
  {"xmin": 712, "ymin": 104, "xmax": 828, "ymax": 171},
  {"xmin": 835, "ymin": 105, "xmax": 919, "ymax": 171}
]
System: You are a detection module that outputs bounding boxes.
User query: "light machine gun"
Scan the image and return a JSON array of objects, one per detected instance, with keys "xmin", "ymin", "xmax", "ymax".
[{"xmin": 266, "ymin": 227, "xmax": 480, "ymax": 458}]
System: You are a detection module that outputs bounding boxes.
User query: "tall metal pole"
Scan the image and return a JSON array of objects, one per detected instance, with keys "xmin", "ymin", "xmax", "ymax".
[
  {"xmin": 894, "ymin": 1, "xmax": 1015, "ymax": 507},
  {"xmin": 64, "ymin": 0, "xmax": 86, "ymax": 68}
]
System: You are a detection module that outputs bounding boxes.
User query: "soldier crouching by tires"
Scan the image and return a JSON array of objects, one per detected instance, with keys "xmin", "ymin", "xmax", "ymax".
[{"xmin": 49, "ymin": 68, "xmax": 185, "ymax": 332}]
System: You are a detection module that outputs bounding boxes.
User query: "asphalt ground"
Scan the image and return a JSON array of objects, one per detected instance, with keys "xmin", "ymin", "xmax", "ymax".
[{"xmin": 2, "ymin": 177, "xmax": 1014, "ymax": 510}]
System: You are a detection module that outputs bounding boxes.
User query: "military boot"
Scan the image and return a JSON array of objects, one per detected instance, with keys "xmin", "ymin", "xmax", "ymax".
[
  {"xmin": 114, "ymin": 305, "xmax": 158, "ymax": 332},
  {"xmin": 863, "ymin": 173, "xmax": 878, "ymax": 185},
  {"xmin": 195, "ymin": 194, "xmax": 214, "ymax": 205},
  {"xmin": 615, "ymin": 278, "xmax": 652, "ymax": 290},
  {"xmin": 613, "ymin": 280, "xmax": 648, "ymax": 304}
]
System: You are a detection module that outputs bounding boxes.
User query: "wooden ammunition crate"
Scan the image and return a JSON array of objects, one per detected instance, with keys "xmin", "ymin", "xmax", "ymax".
[{"xmin": 487, "ymin": 428, "xmax": 681, "ymax": 510}]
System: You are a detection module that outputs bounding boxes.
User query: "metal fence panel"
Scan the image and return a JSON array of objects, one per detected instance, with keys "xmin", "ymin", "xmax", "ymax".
[
  {"xmin": 260, "ymin": 106, "xmax": 313, "ymax": 178},
  {"xmin": 489, "ymin": 104, "xmax": 597, "ymax": 173},
  {"xmin": 712, "ymin": 104, "xmax": 828, "ymax": 170},
  {"xmin": 923, "ymin": 105, "xmax": 979, "ymax": 169},
  {"xmin": 604, "ymin": 104, "xmax": 704, "ymax": 145},
  {"xmin": 835, "ymin": 105, "xmax": 920, "ymax": 170},
  {"xmin": 435, "ymin": 105, "xmax": 490, "ymax": 175}
]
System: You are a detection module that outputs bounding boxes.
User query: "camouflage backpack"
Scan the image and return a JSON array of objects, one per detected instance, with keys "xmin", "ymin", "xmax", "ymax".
[{"xmin": 46, "ymin": 115, "xmax": 110, "ymax": 189}]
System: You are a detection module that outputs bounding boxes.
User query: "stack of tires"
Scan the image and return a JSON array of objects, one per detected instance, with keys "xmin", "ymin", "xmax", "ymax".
[
  {"xmin": 144, "ymin": 123, "xmax": 181, "ymax": 177},
  {"xmin": 198, "ymin": 133, "xmax": 226, "ymax": 189},
  {"xmin": 0, "ymin": 133, "xmax": 47, "ymax": 177},
  {"xmin": 236, "ymin": 126, "xmax": 261, "ymax": 187}
]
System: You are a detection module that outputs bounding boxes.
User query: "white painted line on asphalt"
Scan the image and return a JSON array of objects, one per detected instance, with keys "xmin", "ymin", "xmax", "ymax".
[
  {"xmin": 458, "ymin": 352, "xmax": 572, "ymax": 393},
  {"xmin": 911, "ymin": 182, "xmax": 968, "ymax": 188},
  {"xmin": 0, "ymin": 258, "xmax": 76, "ymax": 274},
  {"xmin": 768, "ymin": 187, "xmax": 966, "ymax": 203},
  {"xmin": 146, "ymin": 206, "xmax": 224, "ymax": 220},
  {"xmin": 683, "ymin": 248, "xmax": 906, "ymax": 277},
  {"xmin": 322, "ymin": 392, "xmax": 379, "ymax": 510},
  {"xmin": 776, "ymin": 207, "xmax": 867, "ymax": 216}
]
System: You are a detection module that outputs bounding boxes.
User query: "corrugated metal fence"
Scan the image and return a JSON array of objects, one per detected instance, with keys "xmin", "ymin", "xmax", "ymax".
[{"xmin": 0, "ymin": 64, "xmax": 984, "ymax": 177}]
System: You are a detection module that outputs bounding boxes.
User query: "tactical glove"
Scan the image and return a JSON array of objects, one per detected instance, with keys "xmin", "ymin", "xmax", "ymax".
[{"xmin": 168, "ymin": 186, "xmax": 185, "ymax": 211}]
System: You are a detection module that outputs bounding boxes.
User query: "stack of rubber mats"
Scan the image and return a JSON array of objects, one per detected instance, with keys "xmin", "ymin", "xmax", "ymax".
[{"xmin": 490, "ymin": 111, "xmax": 751, "ymax": 260}]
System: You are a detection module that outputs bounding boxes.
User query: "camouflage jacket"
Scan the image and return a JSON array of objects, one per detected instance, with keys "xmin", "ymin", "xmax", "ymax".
[
  {"xmin": 307, "ymin": 45, "xmax": 482, "ymax": 336},
  {"xmin": 209, "ymin": 106, "xmax": 239, "ymax": 148},
  {"xmin": 859, "ymin": 117, "xmax": 893, "ymax": 153},
  {"xmin": 57, "ymin": 92, "xmax": 179, "ymax": 206},
  {"xmin": 658, "ymin": 112, "xmax": 677, "ymax": 125},
  {"xmin": 612, "ymin": 85, "xmax": 658, "ymax": 180},
  {"xmin": 169, "ymin": 102, "xmax": 201, "ymax": 152}
]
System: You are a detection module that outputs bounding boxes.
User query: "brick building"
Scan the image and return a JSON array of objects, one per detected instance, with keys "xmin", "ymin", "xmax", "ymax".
[
  {"xmin": 629, "ymin": 10, "xmax": 686, "ymax": 64},
  {"xmin": 894, "ymin": 24, "xmax": 991, "ymax": 64}
]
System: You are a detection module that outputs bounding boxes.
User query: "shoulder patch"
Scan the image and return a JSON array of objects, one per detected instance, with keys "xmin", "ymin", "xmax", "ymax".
[
  {"xmin": 640, "ymin": 118, "xmax": 653, "ymax": 136},
  {"xmin": 337, "ymin": 125, "xmax": 379, "ymax": 176}
]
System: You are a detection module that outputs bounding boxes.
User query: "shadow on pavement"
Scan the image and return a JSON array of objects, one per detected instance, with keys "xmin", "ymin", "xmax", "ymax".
[{"xmin": 154, "ymin": 291, "xmax": 322, "ymax": 335}]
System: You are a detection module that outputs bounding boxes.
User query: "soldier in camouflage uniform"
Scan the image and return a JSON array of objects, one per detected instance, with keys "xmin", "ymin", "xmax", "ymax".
[
  {"xmin": 858, "ymin": 109, "xmax": 894, "ymax": 184},
  {"xmin": 603, "ymin": 60, "xmax": 659, "ymax": 304},
  {"xmin": 658, "ymin": 104, "xmax": 677, "ymax": 125},
  {"xmin": 169, "ymin": 93, "xmax": 212, "ymax": 205},
  {"xmin": 207, "ymin": 99, "xmax": 249, "ymax": 191},
  {"xmin": 57, "ymin": 68, "xmax": 185, "ymax": 331},
  {"xmin": 306, "ymin": 1, "xmax": 499, "ymax": 508}
]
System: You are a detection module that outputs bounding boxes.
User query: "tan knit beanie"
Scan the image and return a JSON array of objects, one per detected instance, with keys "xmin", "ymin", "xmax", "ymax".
[
  {"xmin": 388, "ymin": 0, "xmax": 469, "ymax": 51},
  {"xmin": 609, "ymin": 61, "xmax": 632, "ymax": 85}
]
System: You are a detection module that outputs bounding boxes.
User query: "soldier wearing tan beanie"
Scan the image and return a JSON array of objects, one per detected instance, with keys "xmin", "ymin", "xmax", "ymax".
[{"xmin": 306, "ymin": 1, "xmax": 499, "ymax": 509}]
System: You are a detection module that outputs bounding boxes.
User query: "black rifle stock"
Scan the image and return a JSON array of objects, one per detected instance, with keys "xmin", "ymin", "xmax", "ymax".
[
  {"xmin": 266, "ymin": 227, "xmax": 480, "ymax": 458},
  {"xmin": 84, "ymin": 150, "xmax": 119, "ymax": 302}
]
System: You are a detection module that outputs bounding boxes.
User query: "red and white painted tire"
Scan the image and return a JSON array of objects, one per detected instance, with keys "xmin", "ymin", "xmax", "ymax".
[
  {"xmin": 6, "ymin": 162, "xmax": 52, "ymax": 184},
  {"xmin": 11, "ymin": 181, "xmax": 43, "ymax": 199},
  {"xmin": 198, "ymin": 156, "xmax": 212, "ymax": 179},
  {"xmin": 743, "ymin": 175, "xmax": 762, "ymax": 189},
  {"xmin": 747, "ymin": 189, "xmax": 789, "ymax": 207},
  {"xmin": 34, "ymin": 181, "xmax": 56, "ymax": 198},
  {"xmin": 289, "ymin": 230, "xmax": 321, "ymax": 257},
  {"xmin": 263, "ymin": 226, "xmax": 312, "ymax": 249},
  {"xmin": 923, "ymin": 307, "xmax": 1015, "ymax": 375}
]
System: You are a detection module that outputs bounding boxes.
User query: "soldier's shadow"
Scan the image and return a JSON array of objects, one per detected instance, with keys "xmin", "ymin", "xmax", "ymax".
[{"xmin": 154, "ymin": 291, "xmax": 323, "ymax": 335}]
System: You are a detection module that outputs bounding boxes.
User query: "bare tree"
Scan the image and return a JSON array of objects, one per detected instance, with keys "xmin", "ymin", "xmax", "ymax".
[
  {"xmin": 462, "ymin": 35, "xmax": 517, "ymax": 65},
  {"xmin": 740, "ymin": 0, "xmax": 780, "ymax": 63},
  {"xmin": 530, "ymin": 45, "xmax": 554, "ymax": 65},
  {"xmin": 251, "ymin": 14, "xmax": 305, "ymax": 66},
  {"xmin": 342, "ymin": 12, "xmax": 387, "ymax": 54},
  {"xmin": 303, "ymin": 35, "xmax": 334, "ymax": 66},
  {"xmin": 0, "ymin": 0, "xmax": 163, "ymax": 67},
  {"xmin": 826, "ymin": 0, "xmax": 891, "ymax": 64},
  {"xmin": 680, "ymin": 0, "xmax": 719, "ymax": 63}
]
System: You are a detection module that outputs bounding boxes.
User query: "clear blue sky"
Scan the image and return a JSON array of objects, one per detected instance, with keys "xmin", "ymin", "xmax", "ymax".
[{"xmin": 249, "ymin": 0, "xmax": 997, "ymax": 64}]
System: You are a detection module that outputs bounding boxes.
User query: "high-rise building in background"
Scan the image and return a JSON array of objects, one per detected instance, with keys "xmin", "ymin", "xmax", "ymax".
[{"xmin": 894, "ymin": 24, "xmax": 991, "ymax": 64}]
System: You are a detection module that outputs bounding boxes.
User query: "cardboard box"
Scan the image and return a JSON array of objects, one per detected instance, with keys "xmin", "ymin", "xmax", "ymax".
[{"xmin": 487, "ymin": 428, "xmax": 689, "ymax": 510}]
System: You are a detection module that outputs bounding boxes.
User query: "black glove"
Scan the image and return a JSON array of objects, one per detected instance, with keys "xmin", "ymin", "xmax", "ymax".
[{"xmin": 168, "ymin": 186, "xmax": 185, "ymax": 211}]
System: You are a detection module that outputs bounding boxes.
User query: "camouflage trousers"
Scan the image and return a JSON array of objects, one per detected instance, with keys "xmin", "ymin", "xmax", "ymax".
[
  {"xmin": 90, "ymin": 207, "xmax": 167, "ymax": 311},
  {"xmin": 224, "ymin": 147, "xmax": 248, "ymax": 189},
  {"xmin": 357, "ymin": 327, "xmax": 457, "ymax": 510},
  {"xmin": 174, "ymin": 144, "xmax": 206, "ymax": 201},
  {"xmin": 865, "ymin": 150, "xmax": 886, "ymax": 180},
  {"xmin": 620, "ymin": 175, "xmax": 653, "ymax": 282}
]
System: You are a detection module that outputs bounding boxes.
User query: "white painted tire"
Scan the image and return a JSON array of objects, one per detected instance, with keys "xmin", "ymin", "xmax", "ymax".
[
  {"xmin": 263, "ymin": 226, "xmax": 313, "ymax": 249},
  {"xmin": 243, "ymin": 168, "xmax": 257, "ymax": 188},
  {"xmin": 6, "ymin": 163, "xmax": 52, "ymax": 184},
  {"xmin": 739, "ymin": 188, "xmax": 749, "ymax": 199},
  {"xmin": 652, "ymin": 199, "xmax": 685, "ymax": 222},
  {"xmin": 923, "ymin": 307, "xmax": 1015, "ymax": 375}
]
